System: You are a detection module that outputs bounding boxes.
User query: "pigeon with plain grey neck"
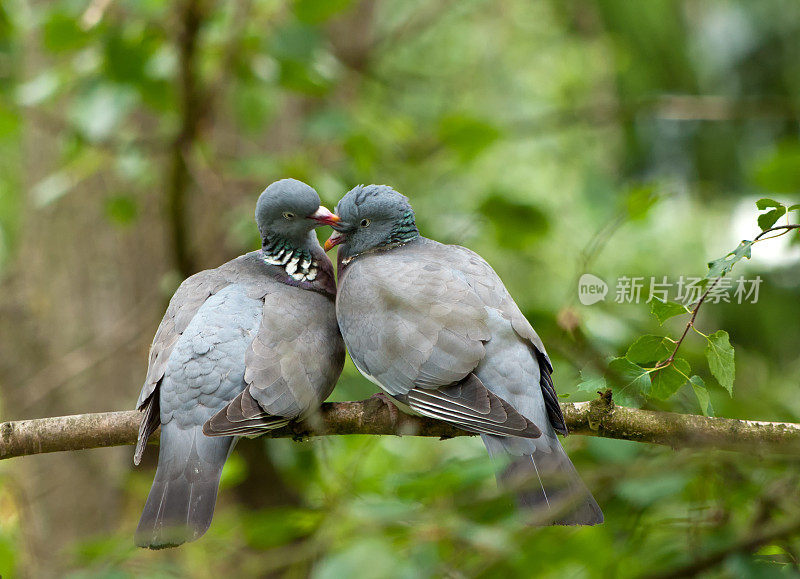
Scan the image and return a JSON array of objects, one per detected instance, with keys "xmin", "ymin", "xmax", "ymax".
[
  {"xmin": 134, "ymin": 178, "xmax": 344, "ymax": 548},
  {"xmin": 325, "ymin": 184, "xmax": 602, "ymax": 525}
]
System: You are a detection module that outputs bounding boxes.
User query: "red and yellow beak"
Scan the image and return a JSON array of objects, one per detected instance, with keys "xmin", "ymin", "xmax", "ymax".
[
  {"xmin": 307, "ymin": 206, "xmax": 340, "ymax": 226},
  {"xmin": 324, "ymin": 230, "xmax": 346, "ymax": 252}
]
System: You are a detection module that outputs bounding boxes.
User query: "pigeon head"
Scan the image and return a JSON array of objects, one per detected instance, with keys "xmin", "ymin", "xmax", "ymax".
[
  {"xmin": 324, "ymin": 184, "xmax": 419, "ymax": 258},
  {"xmin": 255, "ymin": 178, "xmax": 338, "ymax": 247},
  {"xmin": 255, "ymin": 179, "xmax": 340, "ymax": 283}
]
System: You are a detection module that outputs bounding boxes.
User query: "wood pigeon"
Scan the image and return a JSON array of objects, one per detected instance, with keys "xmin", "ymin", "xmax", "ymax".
[
  {"xmin": 324, "ymin": 184, "xmax": 602, "ymax": 525},
  {"xmin": 134, "ymin": 179, "xmax": 345, "ymax": 548}
]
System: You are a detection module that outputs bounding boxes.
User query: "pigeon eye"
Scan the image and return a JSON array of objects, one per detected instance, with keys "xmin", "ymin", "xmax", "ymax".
[
  {"xmin": 360, "ymin": 219, "xmax": 371, "ymax": 227},
  {"xmin": 283, "ymin": 212, "xmax": 295, "ymax": 220}
]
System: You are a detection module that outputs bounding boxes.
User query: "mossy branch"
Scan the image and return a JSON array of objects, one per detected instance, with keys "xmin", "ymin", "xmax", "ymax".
[{"xmin": 2, "ymin": 394, "xmax": 800, "ymax": 460}]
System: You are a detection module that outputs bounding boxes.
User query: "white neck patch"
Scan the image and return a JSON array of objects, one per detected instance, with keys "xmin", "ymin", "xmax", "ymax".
[{"xmin": 263, "ymin": 249, "xmax": 318, "ymax": 282}]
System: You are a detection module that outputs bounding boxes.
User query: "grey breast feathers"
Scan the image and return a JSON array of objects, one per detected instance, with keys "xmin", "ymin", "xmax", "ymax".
[
  {"xmin": 336, "ymin": 244, "xmax": 490, "ymax": 397},
  {"xmin": 204, "ymin": 276, "xmax": 345, "ymax": 437}
]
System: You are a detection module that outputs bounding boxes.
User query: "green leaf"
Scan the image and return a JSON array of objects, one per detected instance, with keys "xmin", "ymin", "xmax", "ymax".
[
  {"xmin": 690, "ymin": 375, "xmax": 714, "ymax": 417},
  {"xmin": 478, "ymin": 193, "xmax": 549, "ymax": 250},
  {"xmin": 242, "ymin": 507, "xmax": 323, "ymax": 550},
  {"xmin": 757, "ymin": 206, "xmax": 786, "ymax": 230},
  {"xmin": 234, "ymin": 82, "xmax": 276, "ymax": 133},
  {"xmin": 343, "ymin": 133, "xmax": 378, "ymax": 173},
  {"xmin": 104, "ymin": 195, "xmax": 138, "ymax": 226},
  {"xmin": 650, "ymin": 358, "xmax": 690, "ymax": 400},
  {"xmin": 626, "ymin": 185, "xmax": 659, "ymax": 221},
  {"xmin": 43, "ymin": 11, "xmax": 88, "ymax": 52},
  {"xmin": 576, "ymin": 369, "xmax": 607, "ymax": 393},
  {"xmin": 753, "ymin": 144, "xmax": 800, "ymax": 193},
  {"xmin": 438, "ymin": 115, "xmax": 501, "ymax": 162},
  {"xmin": 277, "ymin": 60, "xmax": 333, "ymax": 96},
  {"xmin": 788, "ymin": 204, "xmax": 800, "ymax": 212},
  {"xmin": 608, "ymin": 357, "xmax": 651, "ymax": 397},
  {"xmin": 706, "ymin": 240, "xmax": 754, "ymax": 278},
  {"xmin": 271, "ymin": 22, "xmax": 322, "ymax": 61},
  {"xmin": 755, "ymin": 198, "xmax": 783, "ymax": 210},
  {"xmin": 103, "ymin": 28, "xmax": 161, "ymax": 85},
  {"xmin": 269, "ymin": 24, "xmax": 333, "ymax": 96},
  {"xmin": 294, "ymin": 0, "xmax": 354, "ymax": 23},
  {"xmin": 626, "ymin": 334, "xmax": 672, "ymax": 364},
  {"xmin": 650, "ymin": 297, "xmax": 690, "ymax": 324},
  {"xmin": 705, "ymin": 330, "xmax": 735, "ymax": 395}
]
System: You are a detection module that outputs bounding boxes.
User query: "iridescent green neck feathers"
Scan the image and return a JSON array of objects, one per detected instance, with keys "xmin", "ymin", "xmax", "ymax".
[{"xmin": 388, "ymin": 211, "xmax": 419, "ymax": 245}]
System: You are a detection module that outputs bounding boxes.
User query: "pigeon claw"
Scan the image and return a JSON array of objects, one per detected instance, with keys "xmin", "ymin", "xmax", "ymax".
[{"xmin": 369, "ymin": 392, "xmax": 400, "ymax": 427}]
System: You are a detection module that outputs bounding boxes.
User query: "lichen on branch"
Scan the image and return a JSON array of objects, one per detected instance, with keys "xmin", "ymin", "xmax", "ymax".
[{"xmin": 2, "ymin": 394, "xmax": 800, "ymax": 461}]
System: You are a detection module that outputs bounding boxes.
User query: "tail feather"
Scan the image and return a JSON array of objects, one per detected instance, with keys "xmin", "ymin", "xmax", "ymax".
[
  {"xmin": 483, "ymin": 434, "xmax": 603, "ymax": 526},
  {"xmin": 203, "ymin": 389, "xmax": 292, "ymax": 437},
  {"xmin": 135, "ymin": 424, "xmax": 234, "ymax": 549},
  {"xmin": 134, "ymin": 392, "xmax": 160, "ymax": 466}
]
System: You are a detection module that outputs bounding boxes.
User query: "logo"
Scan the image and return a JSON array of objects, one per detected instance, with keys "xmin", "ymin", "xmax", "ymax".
[{"xmin": 578, "ymin": 273, "xmax": 608, "ymax": 305}]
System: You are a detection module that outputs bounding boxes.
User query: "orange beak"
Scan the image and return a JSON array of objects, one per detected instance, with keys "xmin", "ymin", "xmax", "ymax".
[
  {"xmin": 324, "ymin": 230, "xmax": 347, "ymax": 252},
  {"xmin": 307, "ymin": 206, "xmax": 340, "ymax": 226}
]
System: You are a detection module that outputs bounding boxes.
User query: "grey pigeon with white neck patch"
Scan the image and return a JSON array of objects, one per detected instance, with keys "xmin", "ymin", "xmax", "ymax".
[
  {"xmin": 134, "ymin": 178, "xmax": 344, "ymax": 548},
  {"xmin": 325, "ymin": 184, "xmax": 602, "ymax": 525}
]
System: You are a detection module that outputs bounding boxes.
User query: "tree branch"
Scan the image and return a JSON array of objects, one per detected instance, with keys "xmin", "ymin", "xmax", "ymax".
[
  {"xmin": 166, "ymin": 0, "xmax": 207, "ymax": 277},
  {"xmin": 2, "ymin": 394, "xmax": 800, "ymax": 461}
]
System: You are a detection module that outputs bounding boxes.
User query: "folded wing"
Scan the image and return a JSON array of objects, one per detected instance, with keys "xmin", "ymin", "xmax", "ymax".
[
  {"xmin": 204, "ymin": 286, "xmax": 344, "ymax": 437},
  {"xmin": 404, "ymin": 374, "xmax": 541, "ymax": 438}
]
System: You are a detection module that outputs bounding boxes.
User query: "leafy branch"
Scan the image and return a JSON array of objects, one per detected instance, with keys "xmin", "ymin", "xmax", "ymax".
[
  {"xmin": 585, "ymin": 199, "xmax": 799, "ymax": 413},
  {"xmin": 4, "ymin": 396, "xmax": 800, "ymax": 461}
]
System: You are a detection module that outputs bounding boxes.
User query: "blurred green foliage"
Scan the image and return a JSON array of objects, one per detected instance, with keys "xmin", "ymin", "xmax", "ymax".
[{"xmin": 1, "ymin": 0, "xmax": 800, "ymax": 577}]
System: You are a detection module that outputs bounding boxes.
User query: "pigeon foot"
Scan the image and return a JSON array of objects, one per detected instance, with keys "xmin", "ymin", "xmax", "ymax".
[{"xmin": 369, "ymin": 392, "xmax": 400, "ymax": 426}]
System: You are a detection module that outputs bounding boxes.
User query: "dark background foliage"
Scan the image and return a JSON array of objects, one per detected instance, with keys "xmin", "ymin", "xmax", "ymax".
[{"xmin": 0, "ymin": 0, "xmax": 799, "ymax": 576}]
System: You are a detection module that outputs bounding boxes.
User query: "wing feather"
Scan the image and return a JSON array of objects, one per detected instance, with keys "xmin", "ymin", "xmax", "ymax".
[
  {"xmin": 406, "ymin": 375, "xmax": 541, "ymax": 438},
  {"xmin": 203, "ymin": 389, "xmax": 292, "ymax": 437}
]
